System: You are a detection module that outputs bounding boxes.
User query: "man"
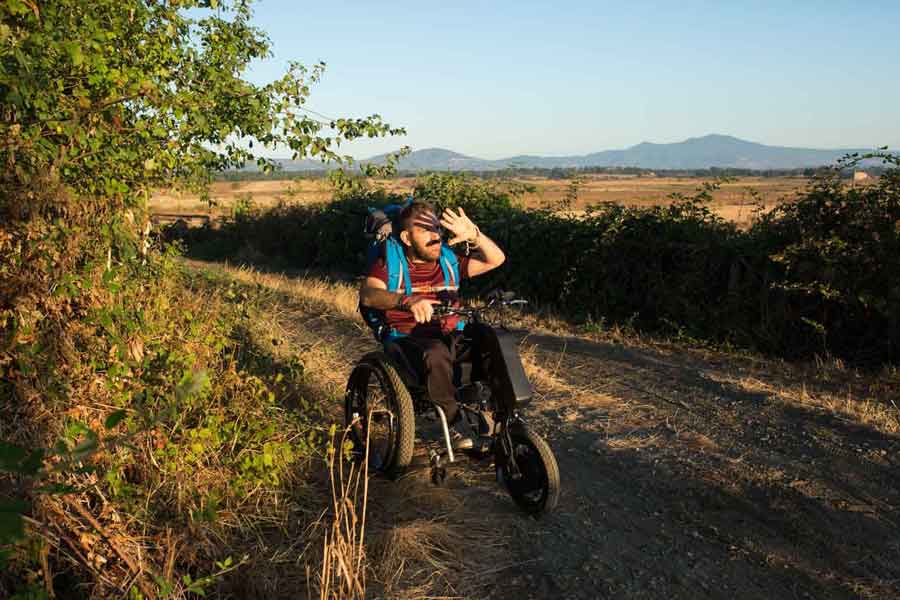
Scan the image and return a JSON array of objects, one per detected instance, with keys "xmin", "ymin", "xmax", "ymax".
[{"xmin": 359, "ymin": 201, "xmax": 506, "ymax": 447}]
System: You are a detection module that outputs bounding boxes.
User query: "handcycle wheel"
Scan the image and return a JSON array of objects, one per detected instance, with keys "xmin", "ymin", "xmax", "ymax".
[
  {"xmin": 496, "ymin": 424, "xmax": 560, "ymax": 515},
  {"xmin": 345, "ymin": 352, "xmax": 415, "ymax": 477}
]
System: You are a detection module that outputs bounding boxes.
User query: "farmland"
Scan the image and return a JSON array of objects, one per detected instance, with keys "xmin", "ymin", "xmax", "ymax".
[{"xmin": 150, "ymin": 174, "xmax": 810, "ymax": 226}]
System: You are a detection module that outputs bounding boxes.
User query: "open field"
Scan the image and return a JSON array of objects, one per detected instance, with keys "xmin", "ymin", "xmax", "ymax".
[{"xmin": 151, "ymin": 175, "xmax": 812, "ymax": 226}]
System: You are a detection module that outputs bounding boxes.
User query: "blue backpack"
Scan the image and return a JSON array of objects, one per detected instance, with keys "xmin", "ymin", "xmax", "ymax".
[{"xmin": 361, "ymin": 197, "xmax": 464, "ymax": 342}]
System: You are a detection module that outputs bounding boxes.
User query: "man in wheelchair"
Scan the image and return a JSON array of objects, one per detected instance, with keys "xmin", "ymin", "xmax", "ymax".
[{"xmin": 358, "ymin": 201, "xmax": 506, "ymax": 449}]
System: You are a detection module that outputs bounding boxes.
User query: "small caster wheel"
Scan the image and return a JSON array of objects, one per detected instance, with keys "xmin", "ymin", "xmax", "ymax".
[{"xmin": 431, "ymin": 466, "xmax": 447, "ymax": 486}]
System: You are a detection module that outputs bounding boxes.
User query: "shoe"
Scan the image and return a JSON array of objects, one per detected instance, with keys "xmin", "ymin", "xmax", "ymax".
[{"xmin": 449, "ymin": 419, "xmax": 474, "ymax": 451}]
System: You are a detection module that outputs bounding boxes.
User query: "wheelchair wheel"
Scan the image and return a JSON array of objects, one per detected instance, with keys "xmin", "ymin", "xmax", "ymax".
[
  {"xmin": 496, "ymin": 424, "xmax": 560, "ymax": 515},
  {"xmin": 345, "ymin": 352, "xmax": 415, "ymax": 477}
]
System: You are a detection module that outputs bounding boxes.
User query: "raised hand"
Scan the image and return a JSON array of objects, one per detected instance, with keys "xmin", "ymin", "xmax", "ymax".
[{"xmin": 440, "ymin": 207, "xmax": 479, "ymax": 246}]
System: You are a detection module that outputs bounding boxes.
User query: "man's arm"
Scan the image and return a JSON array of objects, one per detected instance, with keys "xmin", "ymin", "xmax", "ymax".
[
  {"xmin": 359, "ymin": 276, "xmax": 402, "ymax": 310},
  {"xmin": 464, "ymin": 230, "xmax": 505, "ymax": 278},
  {"xmin": 359, "ymin": 277, "xmax": 438, "ymax": 323}
]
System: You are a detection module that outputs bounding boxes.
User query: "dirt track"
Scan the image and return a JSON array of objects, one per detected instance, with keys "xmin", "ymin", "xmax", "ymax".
[{"xmin": 194, "ymin": 260, "xmax": 900, "ymax": 599}]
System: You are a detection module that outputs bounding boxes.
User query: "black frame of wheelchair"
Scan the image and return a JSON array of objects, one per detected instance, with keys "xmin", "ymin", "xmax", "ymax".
[{"xmin": 345, "ymin": 299, "xmax": 560, "ymax": 515}]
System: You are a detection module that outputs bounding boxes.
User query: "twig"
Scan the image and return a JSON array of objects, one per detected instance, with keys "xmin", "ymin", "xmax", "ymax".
[
  {"xmin": 890, "ymin": 398, "xmax": 900, "ymax": 424},
  {"xmin": 62, "ymin": 498, "xmax": 158, "ymax": 600},
  {"xmin": 40, "ymin": 538, "xmax": 55, "ymax": 599}
]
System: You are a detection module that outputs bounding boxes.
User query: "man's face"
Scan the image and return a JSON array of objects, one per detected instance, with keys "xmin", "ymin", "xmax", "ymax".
[{"xmin": 403, "ymin": 210, "xmax": 442, "ymax": 262}]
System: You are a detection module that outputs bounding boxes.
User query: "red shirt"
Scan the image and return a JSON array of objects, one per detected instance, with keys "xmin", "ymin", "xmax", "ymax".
[{"xmin": 368, "ymin": 251, "xmax": 470, "ymax": 338}]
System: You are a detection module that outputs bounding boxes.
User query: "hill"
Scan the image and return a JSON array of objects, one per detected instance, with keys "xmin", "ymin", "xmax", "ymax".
[{"xmin": 268, "ymin": 134, "xmax": 881, "ymax": 172}]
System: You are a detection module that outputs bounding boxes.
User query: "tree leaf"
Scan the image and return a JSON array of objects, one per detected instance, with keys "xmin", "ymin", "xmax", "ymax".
[
  {"xmin": 0, "ymin": 442, "xmax": 26, "ymax": 472},
  {"xmin": 104, "ymin": 409, "xmax": 127, "ymax": 430},
  {"xmin": 0, "ymin": 498, "xmax": 29, "ymax": 544},
  {"xmin": 67, "ymin": 42, "xmax": 84, "ymax": 66}
]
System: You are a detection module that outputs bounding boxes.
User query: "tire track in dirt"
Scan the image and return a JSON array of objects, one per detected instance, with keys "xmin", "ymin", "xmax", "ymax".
[{"xmin": 191, "ymin": 260, "xmax": 900, "ymax": 599}]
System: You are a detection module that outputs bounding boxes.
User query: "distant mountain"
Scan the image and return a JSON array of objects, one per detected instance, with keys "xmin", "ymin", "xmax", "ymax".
[
  {"xmin": 360, "ymin": 148, "xmax": 492, "ymax": 171},
  {"xmin": 573, "ymin": 134, "xmax": 872, "ymax": 170},
  {"xmin": 265, "ymin": 134, "xmax": 884, "ymax": 172}
]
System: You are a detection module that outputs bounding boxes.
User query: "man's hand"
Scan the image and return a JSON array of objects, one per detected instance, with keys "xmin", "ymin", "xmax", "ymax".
[
  {"xmin": 440, "ymin": 207, "xmax": 479, "ymax": 246},
  {"xmin": 407, "ymin": 297, "xmax": 441, "ymax": 324}
]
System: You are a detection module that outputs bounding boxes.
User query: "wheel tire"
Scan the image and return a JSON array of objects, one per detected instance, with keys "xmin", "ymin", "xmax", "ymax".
[
  {"xmin": 345, "ymin": 352, "xmax": 415, "ymax": 477},
  {"xmin": 496, "ymin": 424, "xmax": 560, "ymax": 515}
]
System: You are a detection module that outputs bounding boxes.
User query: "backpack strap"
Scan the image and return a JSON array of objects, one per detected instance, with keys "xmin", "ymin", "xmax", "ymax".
[
  {"xmin": 438, "ymin": 243, "xmax": 460, "ymax": 289},
  {"xmin": 438, "ymin": 244, "xmax": 466, "ymax": 332},
  {"xmin": 384, "ymin": 237, "xmax": 412, "ymax": 295}
]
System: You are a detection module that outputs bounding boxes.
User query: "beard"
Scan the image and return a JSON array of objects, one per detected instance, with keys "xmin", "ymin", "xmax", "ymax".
[{"xmin": 409, "ymin": 238, "xmax": 441, "ymax": 262}]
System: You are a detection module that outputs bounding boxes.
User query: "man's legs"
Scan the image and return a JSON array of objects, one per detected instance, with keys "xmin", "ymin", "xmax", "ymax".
[{"xmin": 394, "ymin": 336, "xmax": 458, "ymax": 423}]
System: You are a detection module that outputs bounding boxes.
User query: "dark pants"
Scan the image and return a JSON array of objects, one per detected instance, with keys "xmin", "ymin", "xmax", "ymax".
[{"xmin": 394, "ymin": 333, "xmax": 463, "ymax": 424}]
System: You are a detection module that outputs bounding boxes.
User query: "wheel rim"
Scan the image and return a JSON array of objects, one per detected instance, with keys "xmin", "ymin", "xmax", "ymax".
[
  {"xmin": 347, "ymin": 364, "xmax": 398, "ymax": 471},
  {"xmin": 500, "ymin": 439, "xmax": 549, "ymax": 510}
]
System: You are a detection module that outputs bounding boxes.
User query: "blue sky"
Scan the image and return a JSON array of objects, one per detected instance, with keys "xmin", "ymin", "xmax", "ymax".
[{"xmin": 243, "ymin": 0, "xmax": 900, "ymax": 159}]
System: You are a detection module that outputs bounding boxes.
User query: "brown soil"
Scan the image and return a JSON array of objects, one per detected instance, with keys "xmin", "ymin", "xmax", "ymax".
[{"xmin": 191, "ymin": 259, "xmax": 900, "ymax": 599}]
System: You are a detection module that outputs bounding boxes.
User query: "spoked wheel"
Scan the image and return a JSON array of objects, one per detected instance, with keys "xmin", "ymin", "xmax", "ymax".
[
  {"xmin": 345, "ymin": 352, "xmax": 415, "ymax": 477},
  {"xmin": 496, "ymin": 424, "xmax": 560, "ymax": 515}
]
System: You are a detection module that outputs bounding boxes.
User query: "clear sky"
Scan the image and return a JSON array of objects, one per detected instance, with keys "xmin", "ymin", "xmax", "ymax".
[{"xmin": 243, "ymin": 0, "xmax": 900, "ymax": 159}]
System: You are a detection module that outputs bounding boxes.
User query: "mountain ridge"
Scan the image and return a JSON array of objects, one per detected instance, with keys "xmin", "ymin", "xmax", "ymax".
[{"xmin": 268, "ymin": 134, "xmax": 886, "ymax": 172}]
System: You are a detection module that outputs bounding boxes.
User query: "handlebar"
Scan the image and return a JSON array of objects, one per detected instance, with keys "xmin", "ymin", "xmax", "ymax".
[{"xmin": 431, "ymin": 295, "xmax": 528, "ymax": 320}]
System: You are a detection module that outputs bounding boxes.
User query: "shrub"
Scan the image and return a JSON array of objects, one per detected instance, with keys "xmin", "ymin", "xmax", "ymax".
[{"xmin": 178, "ymin": 157, "xmax": 900, "ymax": 365}]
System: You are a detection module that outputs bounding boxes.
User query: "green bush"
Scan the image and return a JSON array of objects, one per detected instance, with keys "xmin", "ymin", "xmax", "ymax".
[
  {"xmin": 178, "ymin": 159, "xmax": 900, "ymax": 364},
  {"xmin": 1, "ymin": 0, "xmax": 403, "ymax": 594},
  {"xmin": 748, "ymin": 154, "xmax": 900, "ymax": 360}
]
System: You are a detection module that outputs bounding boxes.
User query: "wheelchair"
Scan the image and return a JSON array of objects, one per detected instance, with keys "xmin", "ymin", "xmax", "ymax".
[{"xmin": 345, "ymin": 293, "xmax": 560, "ymax": 515}]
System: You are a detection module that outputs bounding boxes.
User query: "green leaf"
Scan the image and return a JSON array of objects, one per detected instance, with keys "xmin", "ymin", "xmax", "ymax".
[
  {"xmin": 0, "ymin": 498, "xmax": 29, "ymax": 544},
  {"xmin": 67, "ymin": 42, "xmax": 84, "ymax": 66},
  {"xmin": 19, "ymin": 449, "xmax": 45, "ymax": 476},
  {"xmin": 0, "ymin": 443, "xmax": 43, "ymax": 475},
  {"xmin": 71, "ymin": 438, "xmax": 99, "ymax": 460},
  {"xmin": 152, "ymin": 575, "xmax": 174, "ymax": 597},
  {"xmin": 104, "ymin": 409, "xmax": 127, "ymax": 430},
  {"xmin": 34, "ymin": 483, "xmax": 78, "ymax": 495},
  {"xmin": 176, "ymin": 369, "xmax": 210, "ymax": 401},
  {"xmin": 0, "ymin": 442, "xmax": 27, "ymax": 471}
]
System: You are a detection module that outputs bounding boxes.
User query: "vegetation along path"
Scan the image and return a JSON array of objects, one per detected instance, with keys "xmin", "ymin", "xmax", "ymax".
[{"xmin": 191, "ymin": 259, "xmax": 900, "ymax": 600}]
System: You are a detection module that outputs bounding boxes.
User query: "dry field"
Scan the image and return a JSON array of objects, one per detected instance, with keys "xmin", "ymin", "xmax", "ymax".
[
  {"xmin": 151, "ymin": 175, "xmax": 811, "ymax": 226},
  {"xmin": 519, "ymin": 174, "xmax": 806, "ymax": 225}
]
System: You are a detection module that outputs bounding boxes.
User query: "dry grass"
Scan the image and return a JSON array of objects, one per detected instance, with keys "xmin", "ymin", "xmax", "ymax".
[
  {"xmin": 710, "ymin": 371, "xmax": 900, "ymax": 436},
  {"xmin": 193, "ymin": 261, "xmax": 512, "ymax": 599},
  {"xmin": 152, "ymin": 175, "xmax": 810, "ymax": 226},
  {"xmin": 318, "ymin": 422, "xmax": 371, "ymax": 600}
]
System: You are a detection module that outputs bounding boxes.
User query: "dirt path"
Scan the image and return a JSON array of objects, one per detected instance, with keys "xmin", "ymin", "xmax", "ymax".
[
  {"xmin": 191, "ymin": 260, "xmax": 900, "ymax": 599},
  {"xmin": 498, "ymin": 336, "xmax": 900, "ymax": 599}
]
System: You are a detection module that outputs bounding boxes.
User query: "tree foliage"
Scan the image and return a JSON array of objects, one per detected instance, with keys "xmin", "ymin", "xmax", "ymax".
[
  {"xmin": 1, "ymin": 1, "xmax": 403, "ymax": 595},
  {"xmin": 1, "ymin": 0, "xmax": 402, "ymax": 206}
]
